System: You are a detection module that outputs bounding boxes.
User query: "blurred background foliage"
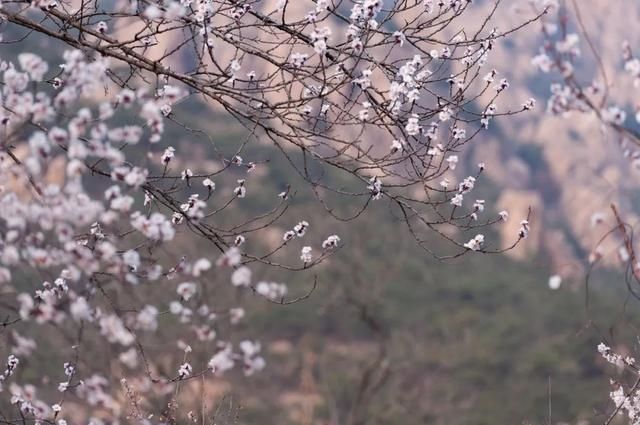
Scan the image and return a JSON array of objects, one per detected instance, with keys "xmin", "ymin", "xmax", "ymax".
[{"xmin": 3, "ymin": 16, "xmax": 640, "ymax": 425}]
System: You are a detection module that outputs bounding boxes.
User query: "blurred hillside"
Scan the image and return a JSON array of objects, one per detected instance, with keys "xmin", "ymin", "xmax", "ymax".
[
  {"xmin": 149, "ymin": 101, "xmax": 640, "ymax": 425},
  {"xmin": 5, "ymin": 96, "xmax": 638, "ymax": 424},
  {"xmin": 4, "ymin": 1, "xmax": 640, "ymax": 424}
]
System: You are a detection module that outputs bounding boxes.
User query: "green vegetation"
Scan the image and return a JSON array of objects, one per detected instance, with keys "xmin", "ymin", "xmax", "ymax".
[{"xmin": 157, "ymin": 100, "xmax": 638, "ymax": 425}]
